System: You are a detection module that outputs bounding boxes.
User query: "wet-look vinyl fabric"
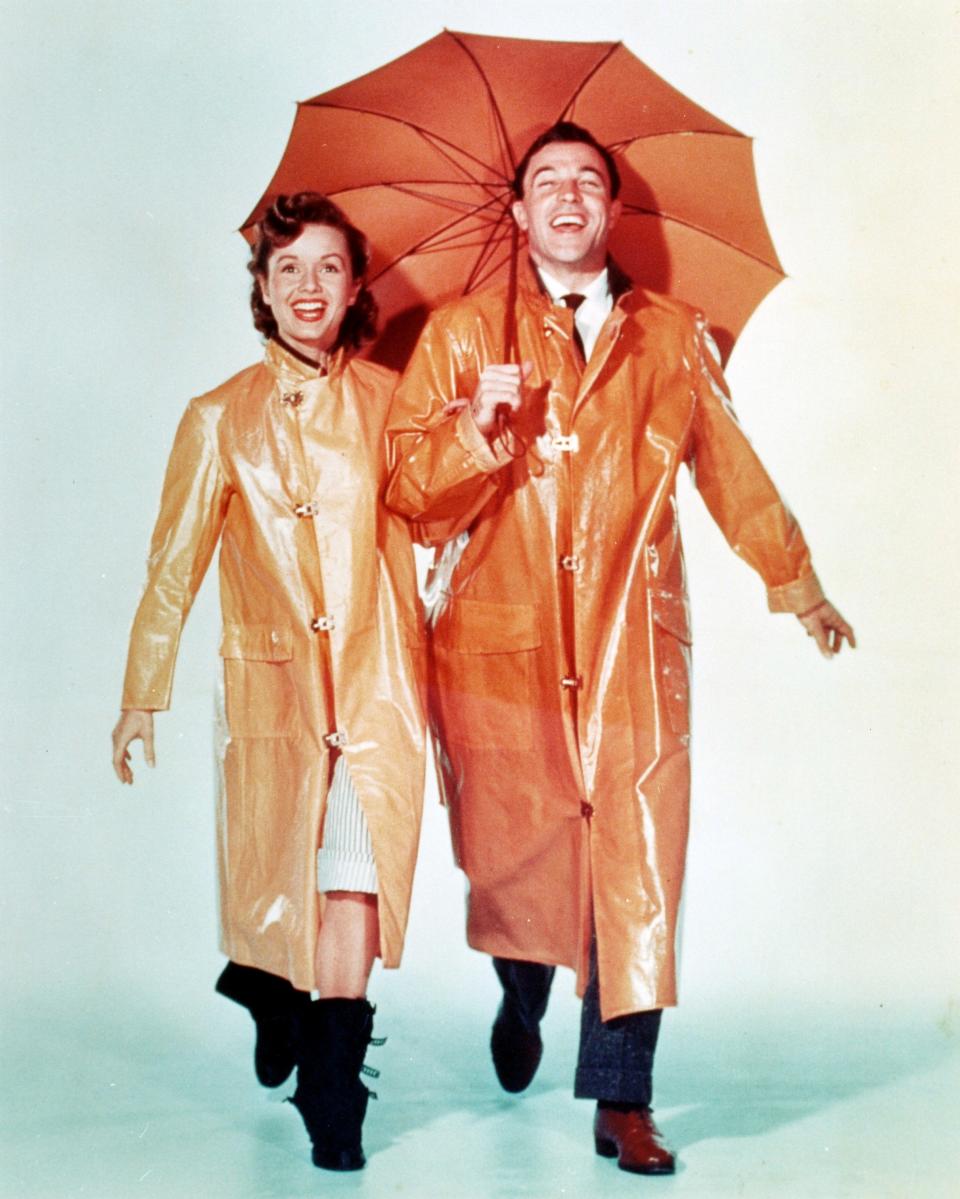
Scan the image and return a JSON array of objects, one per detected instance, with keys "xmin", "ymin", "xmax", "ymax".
[
  {"xmin": 385, "ymin": 263, "xmax": 823, "ymax": 1020},
  {"xmin": 122, "ymin": 340, "xmax": 426, "ymax": 989}
]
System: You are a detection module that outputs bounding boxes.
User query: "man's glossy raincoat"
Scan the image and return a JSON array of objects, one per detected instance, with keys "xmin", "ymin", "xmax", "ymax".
[
  {"xmin": 122, "ymin": 340, "xmax": 425, "ymax": 991},
  {"xmin": 385, "ymin": 266, "xmax": 824, "ymax": 1020}
]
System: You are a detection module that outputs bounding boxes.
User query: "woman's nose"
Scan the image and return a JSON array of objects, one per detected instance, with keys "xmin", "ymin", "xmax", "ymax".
[{"xmin": 302, "ymin": 268, "xmax": 325, "ymax": 291}]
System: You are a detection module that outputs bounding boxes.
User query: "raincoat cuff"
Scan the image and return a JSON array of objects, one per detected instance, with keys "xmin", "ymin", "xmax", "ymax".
[
  {"xmin": 120, "ymin": 687, "xmax": 171, "ymax": 712},
  {"xmin": 766, "ymin": 571, "xmax": 825, "ymax": 614},
  {"xmin": 454, "ymin": 407, "xmax": 515, "ymax": 473}
]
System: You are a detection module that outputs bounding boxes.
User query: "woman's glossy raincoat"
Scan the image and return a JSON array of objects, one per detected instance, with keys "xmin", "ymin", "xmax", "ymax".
[
  {"xmin": 385, "ymin": 266, "xmax": 823, "ymax": 1019},
  {"xmin": 122, "ymin": 340, "xmax": 425, "ymax": 990}
]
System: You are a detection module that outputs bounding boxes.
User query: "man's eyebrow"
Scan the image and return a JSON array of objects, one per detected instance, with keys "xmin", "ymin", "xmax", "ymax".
[{"xmin": 530, "ymin": 164, "xmax": 605, "ymax": 181}]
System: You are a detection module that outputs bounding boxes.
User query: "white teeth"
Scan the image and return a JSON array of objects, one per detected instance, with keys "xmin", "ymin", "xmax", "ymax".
[{"xmin": 551, "ymin": 215, "xmax": 585, "ymax": 229}]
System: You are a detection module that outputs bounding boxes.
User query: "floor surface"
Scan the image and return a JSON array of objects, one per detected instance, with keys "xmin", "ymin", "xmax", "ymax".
[{"xmin": 3, "ymin": 982, "xmax": 957, "ymax": 1198}]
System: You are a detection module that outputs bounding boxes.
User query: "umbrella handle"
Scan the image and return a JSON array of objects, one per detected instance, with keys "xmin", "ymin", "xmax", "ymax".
[
  {"xmin": 503, "ymin": 220, "xmax": 519, "ymax": 365},
  {"xmin": 493, "ymin": 221, "xmax": 527, "ymax": 459}
]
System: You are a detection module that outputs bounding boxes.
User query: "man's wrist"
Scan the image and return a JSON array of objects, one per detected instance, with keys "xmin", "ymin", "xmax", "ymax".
[{"xmin": 767, "ymin": 572, "xmax": 825, "ymax": 615}]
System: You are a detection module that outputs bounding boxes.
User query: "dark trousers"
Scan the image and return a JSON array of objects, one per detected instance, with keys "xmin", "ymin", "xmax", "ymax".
[{"xmin": 494, "ymin": 943, "xmax": 662, "ymax": 1106}]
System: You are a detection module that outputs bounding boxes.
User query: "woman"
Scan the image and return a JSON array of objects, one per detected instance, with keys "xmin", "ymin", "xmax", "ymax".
[{"xmin": 111, "ymin": 193, "xmax": 425, "ymax": 1171}]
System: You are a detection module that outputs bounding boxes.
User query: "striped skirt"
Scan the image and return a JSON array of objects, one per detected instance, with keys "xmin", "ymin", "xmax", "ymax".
[{"xmin": 316, "ymin": 753, "xmax": 379, "ymax": 894}]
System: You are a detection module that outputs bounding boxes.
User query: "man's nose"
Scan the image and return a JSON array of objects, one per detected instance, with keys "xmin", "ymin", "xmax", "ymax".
[{"xmin": 560, "ymin": 179, "xmax": 582, "ymax": 202}]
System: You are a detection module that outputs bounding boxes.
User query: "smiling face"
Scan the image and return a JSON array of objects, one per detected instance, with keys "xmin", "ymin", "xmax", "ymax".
[
  {"xmin": 259, "ymin": 223, "xmax": 360, "ymax": 362},
  {"xmin": 512, "ymin": 141, "xmax": 621, "ymax": 290}
]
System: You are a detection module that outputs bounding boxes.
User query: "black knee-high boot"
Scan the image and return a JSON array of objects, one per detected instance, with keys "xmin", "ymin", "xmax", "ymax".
[
  {"xmin": 289, "ymin": 997, "xmax": 377, "ymax": 1171},
  {"xmin": 215, "ymin": 961, "xmax": 311, "ymax": 1088}
]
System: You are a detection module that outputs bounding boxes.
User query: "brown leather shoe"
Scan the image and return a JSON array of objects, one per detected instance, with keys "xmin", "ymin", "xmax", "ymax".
[{"xmin": 594, "ymin": 1105, "xmax": 676, "ymax": 1175}]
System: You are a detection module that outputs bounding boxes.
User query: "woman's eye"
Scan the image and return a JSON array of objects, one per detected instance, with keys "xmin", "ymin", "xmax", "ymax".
[{"xmin": 280, "ymin": 263, "xmax": 300, "ymax": 274}]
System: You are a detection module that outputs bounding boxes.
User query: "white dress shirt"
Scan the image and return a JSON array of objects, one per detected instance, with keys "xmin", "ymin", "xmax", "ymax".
[{"xmin": 537, "ymin": 265, "xmax": 613, "ymax": 361}]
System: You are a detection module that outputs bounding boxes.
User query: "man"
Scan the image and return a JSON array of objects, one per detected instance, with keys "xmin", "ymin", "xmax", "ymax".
[{"xmin": 385, "ymin": 122, "xmax": 854, "ymax": 1176}]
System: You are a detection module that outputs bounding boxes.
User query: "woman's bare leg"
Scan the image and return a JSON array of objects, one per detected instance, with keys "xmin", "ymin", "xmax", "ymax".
[{"xmin": 314, "ymin": 892, "xmax": 379, "ymax": 998}]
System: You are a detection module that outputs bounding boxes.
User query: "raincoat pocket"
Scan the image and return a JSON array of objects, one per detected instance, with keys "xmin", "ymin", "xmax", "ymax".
[
  {"xmin": 219, "ymin": 622, "xmax": 300, "ymax": 739},
  {"xmin": 650, "ymin": 591, "xmax": 693, "ymax": 743},
  {"xmin": 431, "ymin": 599, "xmax": 541, "ymax": 750}
]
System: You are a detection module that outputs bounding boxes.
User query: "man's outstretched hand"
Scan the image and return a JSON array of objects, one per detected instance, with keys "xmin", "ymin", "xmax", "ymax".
[{"xmin": 798, "ymin": 600, "xmax": 856, "ymax": 658}]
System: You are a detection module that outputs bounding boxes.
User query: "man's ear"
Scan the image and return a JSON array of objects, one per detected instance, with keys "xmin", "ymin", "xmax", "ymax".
[
  {"xmin": 608, "ymin": 198, "xmax": 623, "ymax": 232},
  {"xmin": 511, "ymin": 199, "xmax": 529, "ymax": 233}
]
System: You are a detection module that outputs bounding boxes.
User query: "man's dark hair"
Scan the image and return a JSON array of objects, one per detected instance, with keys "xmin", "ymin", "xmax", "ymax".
[
  {"xmin": 511, "ymin": 121, "xmax": 621, "ymax": 200},
  {"xmin": 248, "ymin": 192, "xmax": 377, "ymax": 351}
]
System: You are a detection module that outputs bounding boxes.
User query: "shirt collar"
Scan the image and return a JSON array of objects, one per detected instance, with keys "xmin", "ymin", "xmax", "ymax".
[{"xmin": 536, "ymin": 265, "xmax": 610, "ymax": 309}]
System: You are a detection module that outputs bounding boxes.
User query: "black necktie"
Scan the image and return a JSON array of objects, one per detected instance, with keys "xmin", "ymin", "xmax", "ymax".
[{"xmin": 561, "ymin": 293, "xmax": 586, "ymax": 360}]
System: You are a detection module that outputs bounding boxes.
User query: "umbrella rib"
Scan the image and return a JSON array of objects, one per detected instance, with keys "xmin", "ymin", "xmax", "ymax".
[
  {"xmin": 445, "ymin": 30, "xmax": 518, "ymax": 179},
  {"xmin": 557, "ymin": 41, "xmax": 621, "ymax": 122},
  {"xmin": 303, "ymin": 101, "xmax": 510, "ymax": 188},
  {"xmin": 368, "ymin": 196, "xmax": 512, "ymax": 282},
  {"xmin": 324, "ymin": 179, "xmax": 507, "ymax": 214},
  {"xmin": 388, "ymin": 188, "xmax": 509, "ymax": 243},
  {"xmin": 397, "ymin": 155, "xmax": 506, "ymax": 205},
  {"xmin": 623, "ymin": 205, "xmax": 784, "ymax": 272},
  {"xmin": 463, "ymin": 215, "xmax": 514, "ymax": 293},
  {"xmin": 351, "ymin": 181, "xmax": 509, "ymax": 219}
]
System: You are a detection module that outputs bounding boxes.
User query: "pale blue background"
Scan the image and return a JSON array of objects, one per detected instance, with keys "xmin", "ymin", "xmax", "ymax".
[{"xmin": 2, "ymin": 2, "xmax": 958, "ymax": 1196}]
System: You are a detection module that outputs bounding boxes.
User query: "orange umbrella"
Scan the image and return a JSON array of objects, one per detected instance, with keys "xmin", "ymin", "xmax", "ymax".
[{"xmin": 242, "ymin": 30, "xmax": 783, "ymax": 367}]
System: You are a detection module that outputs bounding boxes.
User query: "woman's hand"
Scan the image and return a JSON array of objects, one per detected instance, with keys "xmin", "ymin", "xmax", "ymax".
[{"xmin": 112, "ymin": 709, "xmax": 155, "ymax": 784}]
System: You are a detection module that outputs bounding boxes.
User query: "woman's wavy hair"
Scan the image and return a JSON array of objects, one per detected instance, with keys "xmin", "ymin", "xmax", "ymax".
[{"xmin": 248, "ymin": 193, "xmax": 377, "ymax": 351}]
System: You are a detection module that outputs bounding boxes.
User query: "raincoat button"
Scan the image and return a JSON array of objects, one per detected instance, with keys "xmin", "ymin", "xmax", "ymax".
[
  {"xmin": 311, "ymin": 615, "xmax": 336, "ymax": 632},
  {"xmin": 324, "ymin": 731, "xmax": 348, "ymax": 748},
  {"xmin": 580, "ymin": 801, "xmax": 594, "ymax": 819},
  {"xmin": 270, "ymin": 630, "xmax": 279, "ymax": 644},
  {"xmin": 281, "ymin": 390, "xmax": 304, "ymax": 407},
  {"xmin": 560, "ymin": 554, "xmax": 582, "ymax": 572},
  {"xmin": 561, "ymin": 675, "xmax": 583, "ymax": 690},
  {"xmin": 294, "ymin": 501, "xmax": 319, "ymax": 518},
  {"xmin": 552, "ymin": 433, "xmax": 580, "ymax": 453}
]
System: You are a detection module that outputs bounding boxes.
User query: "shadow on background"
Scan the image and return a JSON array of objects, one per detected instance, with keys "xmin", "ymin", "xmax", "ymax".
[{"xmin": 653, "ymin": 1003, "xmax": 955, "ymax": 1149}]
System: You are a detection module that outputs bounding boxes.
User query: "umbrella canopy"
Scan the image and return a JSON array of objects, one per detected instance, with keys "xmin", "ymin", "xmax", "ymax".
[{"xmin": 242, "ymin": 30, "xmax": 783, "ymax": 367}]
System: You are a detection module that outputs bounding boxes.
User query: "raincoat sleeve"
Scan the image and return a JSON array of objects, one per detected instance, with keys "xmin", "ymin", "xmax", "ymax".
[
  {"xmin": 121, "ymin": 397, "xmax": 230, "ymax": 710},
  {"xmin": 385, "ymin": 314, "xmax": 514, "ymax": 545},
  {"xmin": 687, "ymin": 322, "xmax": 825, "ymax": 615}
]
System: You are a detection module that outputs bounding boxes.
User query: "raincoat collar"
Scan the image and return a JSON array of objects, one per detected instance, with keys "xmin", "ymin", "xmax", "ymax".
[{"xmin": 264, "ymin": 338, "xmax": 351, "ymax": 396}]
